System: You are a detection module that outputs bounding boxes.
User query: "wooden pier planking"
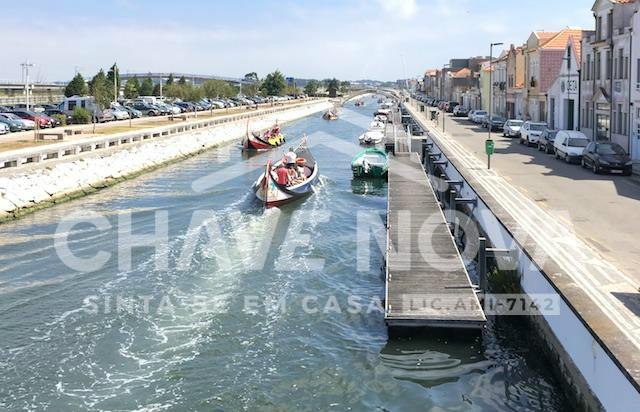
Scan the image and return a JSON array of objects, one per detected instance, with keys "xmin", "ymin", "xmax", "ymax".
[{"xmin": 385, "ymin": 152, "xmax": 486, "ymax": 329}]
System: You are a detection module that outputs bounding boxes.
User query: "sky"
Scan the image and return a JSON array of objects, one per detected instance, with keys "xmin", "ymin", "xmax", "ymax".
[{"xmin": 0, "ymin": 0, "xmax": 594, "ymax": 83}]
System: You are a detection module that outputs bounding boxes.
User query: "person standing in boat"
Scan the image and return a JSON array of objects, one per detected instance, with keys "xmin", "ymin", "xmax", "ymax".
[
  {"xmin": 284, "ymin": 147, "xmax": 297, "ymax": 169},
  {"xmin": 276, "ymin": 164, "xmax": 290, "ymax": 186}
]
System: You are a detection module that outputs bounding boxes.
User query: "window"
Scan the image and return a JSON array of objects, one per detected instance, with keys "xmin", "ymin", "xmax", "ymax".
[
  {"xmin": 567, "ymin": 47, "xmax": 572, "ymax": 71},
  {"xmin": 608, "ymin": 13, "xmax": 613, "ymax": 39},
  {"xmin": 613, "ymin": 111, "xmax": 617, "ymax": 134},
  {"xmin": 617, "ymin": 104, "xmax": 622, "ymax": 134},
  {"xmin": 606, "ymin": 50, "xmax": 611, "ymax": 79},
  {"xmin": 586, "ymin": 54, "xmax": 592, "ymax": 80},
  {"xmin": 596, "ymin": 52, "xmax": 601, "ymax": 80},
  {"xmin": 624, "ymin": 56, "xmax": 629, "ymax": 79},
  {"xmin": 623, "ymin": 112, "xmax": 628, "ymax": 135},
  {"xmin": 597, "ymin": 16, "xmax": 603, "ymax": 40},
  {"xmin": 619, "ymin": 48, "xmax": 624, "ymax": 79},
  {"xmin": 637, "ymin": 58, "xmax": 640, "ymax": 84}
]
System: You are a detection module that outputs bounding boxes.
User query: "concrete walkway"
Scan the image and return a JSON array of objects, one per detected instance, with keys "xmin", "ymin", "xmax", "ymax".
[{"xmin": 407, "ymin": 100, "xmax": 640, "ymax": 353}]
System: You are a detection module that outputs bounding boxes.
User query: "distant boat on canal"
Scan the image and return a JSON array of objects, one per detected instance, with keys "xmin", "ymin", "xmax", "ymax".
[
  {"xmin": 351, "ymin": 147, "xmax": 388, "ymax": 178},
  {"xmin": 253, "ymin": 138, "xmax": 319, "ymax": 207},
  {"xmin": 242, "ymin": 122, "xmax": 285, "ymax": 151},
  {"xmin": 322, "ymin": 108, "xmax": 339, "ymax": 120}
]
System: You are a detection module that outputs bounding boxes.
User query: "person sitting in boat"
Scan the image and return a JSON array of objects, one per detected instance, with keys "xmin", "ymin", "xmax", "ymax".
[{"xmin": 276, "ymin": 164, "xmax": 290, "ymax": 186}]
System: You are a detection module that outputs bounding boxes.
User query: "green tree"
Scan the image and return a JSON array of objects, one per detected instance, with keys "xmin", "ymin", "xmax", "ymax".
[
  {"xmin": 71, "ymin": 107, "xmax": 92, "ymax": 124},
  {"xmin": 152, "ymin": 83, "xmax": 161, "ymax": 96},
  {"xmin": 203, "ymin": 79, "xmax": 236, "ymax": 98},
  {"xmin": 339, "ymin": 80, "xmax": 351, "ymax": 94},
  {"xmin": 64, "ymin": 73, "xmax": 88, "ymax": 97},
  {"xmin": 89, "ymin": 69, "xmax": 111, "ymax": 109},
  {"xmin": 327, "ymin": 78, "xmax": 339, "ymax": 98},
  {"xmin": 303, "ymin": 79, "xmax": 319, "ymax": 96},
  {"xmin": 243, "ymin": 83, "xmax": 259, "ymax": 96},
  {"xmin": 260, "ymin": 70, "xmax": 286, "ymax": 96},
  {"xmin": 106, "ymin": 63, "xmax": 120, "ymax": 99},
  {"xmin": 123, "ymin": 77, "xmax": 139, "ymax": 99},
  {"xmin": 178, "ymin": 76, "xmax": 187, "ymax": 86},
  {"xmin": 243, "ymin": 72, "xmax": 259, "ymax": 83},
  {"xmin": 139, "ymin": 77, "xmax": 154, "ymax": 96},
  {"xmin": 166, "ymin": 73, "xmax": 174, "ymax": 86}
]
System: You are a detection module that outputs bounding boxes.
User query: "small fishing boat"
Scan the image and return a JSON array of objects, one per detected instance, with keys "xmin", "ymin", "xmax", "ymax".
[
  {"xmin": 374, "ymin": 114, "xmax": 388, "ymax": 123},
  {"xmin": 351, "ymin": 147, "xmax": 388, "ymax": 178},
  {"xmin": 358, "ymin": 130, "xmax": 384, "ymax": 146},
  {"xmin": 369, "ymin": 120, "xmax": 385, "ymax": 130},
  {"xmin": 354, "ymin": 100, "xmax": 365, "ymax": 107},
  {"xmin": 242, "ymin": 123, "xmax": 285, "ymax": 151},
  {"xmin": 374, "ymin": 108, "xmax": 391, "ymax": 117},
  {"xmin": 253, "ymin": 138, "xmax": 319, "ymax": 208},
  {"xmin": 323, "ymin": 109, "xmax": 339, "ymax": 120}
]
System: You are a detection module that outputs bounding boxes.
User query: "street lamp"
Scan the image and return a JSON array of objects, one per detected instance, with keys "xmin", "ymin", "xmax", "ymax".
[
  {"xmin": 441, "ymin": 63, "xmax": 450, "ymax": 132},
  {"xmin": 487, "ymin": 42, "xmax": 503, "ymax": 169},
  {"xmin": 21, "ymin": 60, "xmax": 35, "ymax": 111}
]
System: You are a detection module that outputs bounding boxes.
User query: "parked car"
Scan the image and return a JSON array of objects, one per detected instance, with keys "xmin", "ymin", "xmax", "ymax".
[
  {"xmin": 553, "ymin": 130, "xmax": 589, "ymax": 163},
  {"xmin": 122, "ymin": 106, "xmax": 142, "ymax": 118},
  {"xmin": 488, "ymin": 116, "xmax": 506, "ymax": 130},
  {"xmin": 453, "ymin": 106, "xmax": 469, "ymax": 117},
  {"xmin": 581, "ymin": 142, "xmax": 632, "ymax": 175},
  {"xmin": 471, "ymin": 110, "xmax": 487, "ymax": 124},
  {"xmin": 520, "ymin": 121, "xmax": 547, "ymax": 146},
  {"xmin": 0, "ymin": 113, "xmax": 35, "ymax": 130},
  {"xmin": 40, "ymin": 112, "xmax": 60, "ymax": 127},
  {"xmin": 446, "ymin": 102, "xmax": 459, "ymax": 113},
  {"xmin": 130, "ymin": 102, "xmax": 160, "ymax": 116},
  {"xmin": 44, "ymin": 108, "xmax": 73, "ymax": 125},
  {"xmin": 0, "ymin": 122, "xmax": 9, "ymax": 135},
  {"xmin": 0, "ymin": 113, "xmax": 26, "ymax": 132},
  {"xmin": 503, "ymin": 119, "xmax": 524, "ymax": 137},
  {"xmin": 538, "ymin": 129, "xmax": 558, "ymax": 154},
  {"xmin": 107, "ymin": 107, "xmax": 130, "ymax": 120},
  {"xmin": 10, "ymin": 109, "xmax": 52, "ymax": 128},
  {"xmin": 175, "ymin": 101, "xmax": 196, "ymax": 112},
  {"xmin": 97, "ymin": 109, "xmax": 116, "ymax": 123}
]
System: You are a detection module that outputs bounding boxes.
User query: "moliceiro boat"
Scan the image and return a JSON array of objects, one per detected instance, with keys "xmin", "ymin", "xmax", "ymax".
[
  {"xmin": 351, "ymin": 147, "xmax": 388, "ymax": 178},
  {"xmin": 253, "ymin": 138, "xmax": 319, "ymax": 207},
  {"xmin": 242, "ymin": 123, "xmax": 285, "ymax": 151},
  {"xmin": 322, "ymin": 109, "xmax": 339, "ymax": 120}
]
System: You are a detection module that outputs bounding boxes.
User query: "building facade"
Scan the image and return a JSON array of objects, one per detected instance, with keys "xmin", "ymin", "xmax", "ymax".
[
  {"xmin": 547, "ymin": 34, "xmax": 583, "ymax": 130},
  {"xmin": 581, "ymin": 0, "xmax": 635, "ymax": 151},
  {"xmin": 506, "ymin": 45, "xmax": 526, "ymax": 119},
  {"xmin": 493, "ymin": 52, "xmax": 508, "ymax": 117}
]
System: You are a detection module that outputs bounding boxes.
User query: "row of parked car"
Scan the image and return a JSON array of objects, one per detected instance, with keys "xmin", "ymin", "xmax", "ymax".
[
  {"xmin": 466, "ymin": 110, "xmax": 633, "ymax": 176},
  {"xmin": 0, "ymin": 94, "xmax": 307, "ymax": 134},
  {"xmin": 412, "ymin": 93, "xmax": 634, "ymax": 176}
]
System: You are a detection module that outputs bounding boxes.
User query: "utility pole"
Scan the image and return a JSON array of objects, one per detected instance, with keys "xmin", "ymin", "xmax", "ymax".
[
  {"xmin": 113, "ymin": 63, "xmax": 118, "ymax": 103},
  {"xmin": 159, "ymin": 74, "xmax": 163, "ymax": 99},
  {"xmin": 21, "ymin": 60, "xmax": 35, "ymax": 110},
  {"xmin": 487, "ymin": 42, "xmax": 504, "ymax": 169},
  {"xmin": 441, "ymin": 63, "xmax": 450, "ymax": 132}
]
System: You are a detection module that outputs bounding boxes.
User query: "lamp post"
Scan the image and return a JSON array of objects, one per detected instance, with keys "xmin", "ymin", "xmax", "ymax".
[
  {"xmin": 487, "ymin": 42, "xmax": 503, "ymax": 169},
  {"xmin": 21, "ymin": 60, "xmax": 35, "ymax": 111},
  {"xmin": 441, "ymin": 63, "xmax": 450, "ymax": 132}
]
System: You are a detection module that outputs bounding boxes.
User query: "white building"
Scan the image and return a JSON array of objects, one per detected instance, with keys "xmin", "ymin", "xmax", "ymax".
[
  {"xmin": 547, "ymin": 35, "xmax": 582, "ymax": 130},
  {"xmin": 629, "ymin": 4, "xmax": 640, "ymax": 162},
  {"xmin": 581, "ymin": 0, "xmax": 635, "ymax": 152},
  {"xmin": 493, "ymin": 52, "xmax": 508, "ymax": 117}
]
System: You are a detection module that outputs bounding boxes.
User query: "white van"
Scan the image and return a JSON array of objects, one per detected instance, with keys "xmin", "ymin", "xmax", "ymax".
[
  {"xmin": 62, "ymin": 96, "xmax": 101, "ymax": 116},
  {"xmin": 553, "ymin": 130, "xmax": 589, "ymax": 163}
]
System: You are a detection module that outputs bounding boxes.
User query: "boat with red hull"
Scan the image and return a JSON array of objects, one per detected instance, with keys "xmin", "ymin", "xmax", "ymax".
[{"xmin": 242, "ymin": 123, "xmax": 285, "ymax": 151}]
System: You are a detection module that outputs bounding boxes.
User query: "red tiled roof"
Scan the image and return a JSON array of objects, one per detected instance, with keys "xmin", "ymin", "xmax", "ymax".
[
  {"xmin": 613, "ymin": 0, "xmax": 636, "ymax": 4},
  {"xmin": 451, "ymin": 68, "xmax": 471, "ymax": 78},
  {"xmin": 540, "ymin": 28, "xmax": 583, "ymax": 49},
  {"xmin": 536, "ymin": 31, "xmax": 558, "ymax": 44}
]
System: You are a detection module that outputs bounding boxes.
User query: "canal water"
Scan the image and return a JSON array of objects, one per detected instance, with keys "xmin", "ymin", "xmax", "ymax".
[{"xmin": 0, "ymin": 98, "xmax": 570, "ymax": 411}]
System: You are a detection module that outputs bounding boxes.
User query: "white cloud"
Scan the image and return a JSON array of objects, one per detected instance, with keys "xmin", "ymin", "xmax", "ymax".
[{"xmin": 377, "ymin": 0, "xmax": 417, "ymax": 19}]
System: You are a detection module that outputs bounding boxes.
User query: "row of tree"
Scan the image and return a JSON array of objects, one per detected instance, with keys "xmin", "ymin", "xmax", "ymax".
[{"xmin": 64, "ymin": 64, "xmax": 352, "ymax": 109}]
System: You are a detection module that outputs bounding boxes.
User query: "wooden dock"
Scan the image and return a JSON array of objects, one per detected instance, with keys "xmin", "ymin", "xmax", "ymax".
[{"xmin": 385, "ymin": 152, "xmax": 486, "ymax": 329}]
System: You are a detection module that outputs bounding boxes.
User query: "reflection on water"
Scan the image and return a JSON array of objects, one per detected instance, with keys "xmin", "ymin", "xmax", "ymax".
[{"xmin": 351, "ymin": 178, "xmax": 387, "ymax": 196}]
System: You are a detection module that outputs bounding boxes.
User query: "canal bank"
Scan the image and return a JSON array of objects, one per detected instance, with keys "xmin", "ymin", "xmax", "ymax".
[
  {"xmin": 403, "ymin": 100, "xmax": 640, "ymax": 411},
  {"xmin": 0, "ymin": 99, "xmax": 332, "ymax": 222}
]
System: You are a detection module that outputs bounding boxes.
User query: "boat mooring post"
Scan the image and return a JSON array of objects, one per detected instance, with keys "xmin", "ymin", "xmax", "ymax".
[
  {"xmin": 448, "ymin": 189, "xmax": 456, "ymax": 229},
  {"xmin": 478, "ymin": 237, "xmax": 487, "ymax": 294}
]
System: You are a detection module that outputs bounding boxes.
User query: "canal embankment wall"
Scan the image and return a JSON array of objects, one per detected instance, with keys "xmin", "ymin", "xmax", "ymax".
[
  {"xmin": 404, "ymin": 102, "xmax": 640, "ymax": 412},
  {"xmin": 0, "ymin": 100, "xmax": 332, "ymax": 222}
]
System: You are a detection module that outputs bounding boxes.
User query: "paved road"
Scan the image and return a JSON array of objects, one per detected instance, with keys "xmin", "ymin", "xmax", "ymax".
[{"xmin": 425, "ymin": 108, "xmax": 640, "ymax": 285}]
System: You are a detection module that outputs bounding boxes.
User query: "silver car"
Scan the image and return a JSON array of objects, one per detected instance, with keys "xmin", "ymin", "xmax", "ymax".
[{"xmin": 503, "ymin": 119, "xmax": 524, "ymax": 137}]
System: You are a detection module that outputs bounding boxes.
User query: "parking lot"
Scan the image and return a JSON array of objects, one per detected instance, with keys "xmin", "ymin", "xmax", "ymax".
[{"xmin": 430, "ymin": 109, "xmax": 640, "ymax": 282}]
